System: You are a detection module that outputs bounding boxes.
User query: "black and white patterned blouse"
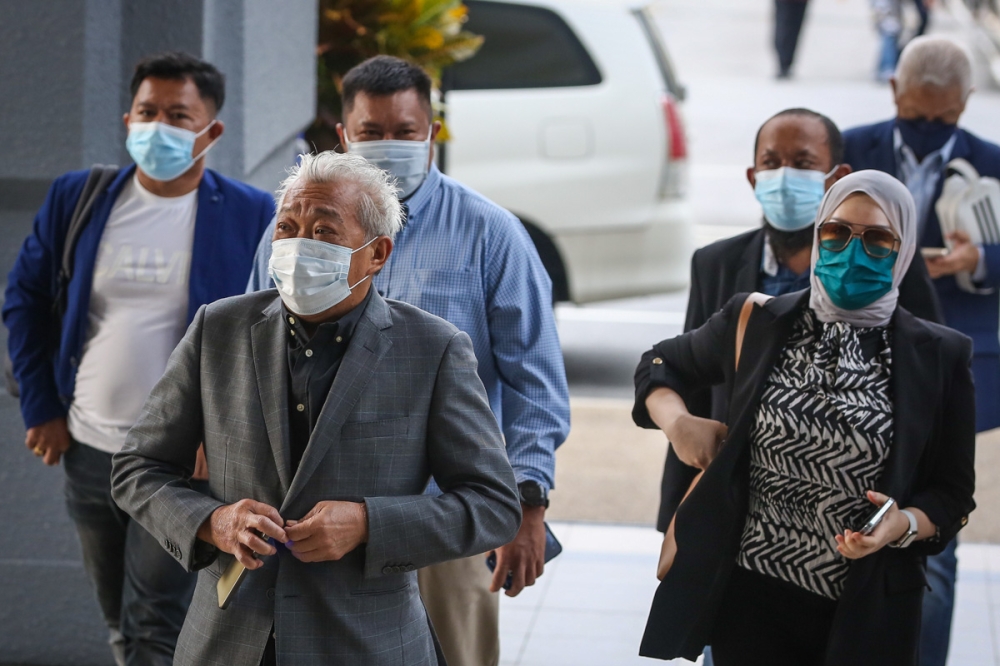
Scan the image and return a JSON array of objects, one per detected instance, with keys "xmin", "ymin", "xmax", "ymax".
[{"xmin": 736, "ymin": 308, "xmax": 893, "ymax": 600}]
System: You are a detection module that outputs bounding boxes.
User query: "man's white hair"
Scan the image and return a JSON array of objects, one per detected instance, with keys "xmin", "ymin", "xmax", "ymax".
[
  {"xmin": 275, "ymin": 151, "xmax": 404, "ymax": 240},
  {"xmin": 895, "ymin": 36, "xmax": 972, "ymax": 95}
]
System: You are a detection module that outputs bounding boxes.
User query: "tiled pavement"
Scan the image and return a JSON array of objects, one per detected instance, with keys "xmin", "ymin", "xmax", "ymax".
[{"xmin": 500, "ymin": 522, "xmax": 1000, "ymax": 666}]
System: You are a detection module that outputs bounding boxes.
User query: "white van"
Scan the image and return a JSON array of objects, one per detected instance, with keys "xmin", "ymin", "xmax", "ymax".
[{"xmin": 443, "ymin": 0, "xmax": 693, "ymax": 303}]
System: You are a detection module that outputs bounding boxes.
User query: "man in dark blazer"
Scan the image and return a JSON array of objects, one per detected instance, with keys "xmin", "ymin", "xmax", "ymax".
[
  {"xmin": 111, "ymin": 152, "xmax": 521, "ymax": 666},
  {"xmin": 654, "ymin": 108, "xmax": 942, "ymax": 534},
  {"xmin": 843, "ymin": 36, "xmax": 1000, "ymax": 666}
]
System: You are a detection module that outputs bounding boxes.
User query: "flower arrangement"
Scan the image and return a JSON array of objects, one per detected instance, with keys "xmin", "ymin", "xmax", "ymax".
[{"xmin": 308, "ymin": 0, "xmax": 483, "ymax": 150}]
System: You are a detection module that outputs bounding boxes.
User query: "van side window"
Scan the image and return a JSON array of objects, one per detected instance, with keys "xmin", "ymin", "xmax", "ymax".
[{"xmin": 446, "ymin": 1, "xmax": 602, "ymax": 90}]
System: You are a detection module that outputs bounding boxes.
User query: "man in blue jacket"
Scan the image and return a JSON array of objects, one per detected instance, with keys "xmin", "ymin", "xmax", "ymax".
[
  {"xmin": 3, "ymin": 52, "xmax": 274, "ymax": 666},
  {"xmin": 843, "ymin": 36, "xmax": 1000, "ymax": 666}
]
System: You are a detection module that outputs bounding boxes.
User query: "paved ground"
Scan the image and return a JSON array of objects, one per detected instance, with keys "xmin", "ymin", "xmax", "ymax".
[{"xmin": 498, "ymin": 525, "xmax": 1000, "ymax": 666}]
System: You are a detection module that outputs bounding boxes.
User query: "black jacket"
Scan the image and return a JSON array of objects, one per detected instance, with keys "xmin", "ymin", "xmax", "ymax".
[
  {"xmin": 633, "ymin": 290, "xmax": 975, "ymax": 665},
  {"xmin": 650, "ymin": 227, "xmax": 944, "ymax": 531}
]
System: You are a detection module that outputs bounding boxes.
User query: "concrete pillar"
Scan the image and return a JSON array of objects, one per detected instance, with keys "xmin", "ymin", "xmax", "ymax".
[{"xmin": 0, "ymin": 1, "xmax": 316, "ymax": 663}]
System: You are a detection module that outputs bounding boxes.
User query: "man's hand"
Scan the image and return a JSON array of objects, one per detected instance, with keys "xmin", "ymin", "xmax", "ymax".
[
  {"xmin": 926, "ymin": 231, "xmax": 980, "ymax": 279},
  {"xmin": 196, "ymin": 499, "xmax": 287, "ymax": 570},
  {"xmin": 665, "ymin": 413, "xmax": 728, "ymax": 470},
  {"xmin": 25, "ymin": 416, "xmax": 72, "ymax": 466},
  {"xmin": 285, "ymin": 501, "xmax": 368, "ymax": 563},
  {"xmin": 834, "ymin": 491, "xmax": 907, "ymax": 560},
  {"xmin": 489, "ymin": 505, "xmax": 546, "ymax": 597}
]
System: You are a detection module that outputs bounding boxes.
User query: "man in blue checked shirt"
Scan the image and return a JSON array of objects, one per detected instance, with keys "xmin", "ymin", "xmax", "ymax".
[{"xmin": 248, "ymin": 56, "xmax": 570, "ymax": 666}]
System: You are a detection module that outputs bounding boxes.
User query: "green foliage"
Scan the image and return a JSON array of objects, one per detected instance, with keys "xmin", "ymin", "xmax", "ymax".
[{"xmin": 309, "ymin": 0, "xmax": 483, "ymax": 150}]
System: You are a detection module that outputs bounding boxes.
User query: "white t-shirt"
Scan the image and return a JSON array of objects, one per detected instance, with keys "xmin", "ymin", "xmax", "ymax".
[{"xmin": 68, "ymin": 175, "xmax": 197, "ymax": 453}]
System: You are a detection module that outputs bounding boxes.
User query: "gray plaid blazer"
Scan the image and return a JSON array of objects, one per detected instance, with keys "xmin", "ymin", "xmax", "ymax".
[{"xmin": 111, "ymin": 289, "xmax": 521, "ymax": 666}]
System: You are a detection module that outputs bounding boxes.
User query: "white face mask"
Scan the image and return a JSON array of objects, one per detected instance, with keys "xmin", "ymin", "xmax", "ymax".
[
  {"xmin": 345, "ymin": 128, "xmax": 433, "ymax": 199},
  {"xmin": 267, "ymin": 237, "xmax": 376, "ymax": 316}
]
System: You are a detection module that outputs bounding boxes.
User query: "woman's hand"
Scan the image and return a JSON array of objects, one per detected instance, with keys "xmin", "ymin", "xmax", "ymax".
[
  {"xmin": 666, "ymin": 413, "xmax": 728, "ymax": 470},
  {"xmin": 835, "ymin": 491, "xmax": 907, "ymax": 560}
]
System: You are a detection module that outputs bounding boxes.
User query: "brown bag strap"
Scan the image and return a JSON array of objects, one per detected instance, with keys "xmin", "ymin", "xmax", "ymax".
[{"xmin": 735, "ymin": 292, "xmax": 773, "ymax": 371}]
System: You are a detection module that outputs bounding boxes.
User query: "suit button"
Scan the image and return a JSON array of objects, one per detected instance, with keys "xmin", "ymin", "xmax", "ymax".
[
  {"xmin": 962, "ymin": 516, "xmax": 969, "ymax": 526},
  {"xmin": 382, "ymin": 566, "xmax": 393, "ymax": 575},
  {"xmin": 652, "ymin": 358, "xmax": 663, "ymax": 365},
  {"xmin": 266, "ymin": 588, "xmax": 275, "ymax": 600}
]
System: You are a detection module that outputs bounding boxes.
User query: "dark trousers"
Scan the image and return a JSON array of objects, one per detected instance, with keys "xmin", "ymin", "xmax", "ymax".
[
  {"xmin": 712, "ymin": 567, "xmax": 837, "ymax": 666},
  {"xmin": 919, "ymin": 538, "xmax": 958, "ymax": 666},
  {"xmin": 912, "ymin": 0, "xmax": 930, "ymax": 37},
  {"xmin": 774, "ymin": 0, "xmax": 809, "ymax": 75},
  {"xmin": 64, "ymin": 440, "xmax": 203, "ymax": 666}
]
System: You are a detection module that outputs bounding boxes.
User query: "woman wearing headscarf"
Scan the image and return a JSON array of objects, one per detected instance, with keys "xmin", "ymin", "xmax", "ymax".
[{"xmin": 632, "ymin": 170, "xmax": 975, "ymax": 666}]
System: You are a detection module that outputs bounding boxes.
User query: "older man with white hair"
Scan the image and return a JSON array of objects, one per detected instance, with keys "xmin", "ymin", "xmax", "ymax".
[
  {"xmin": 845, "ymin": 35, "xmax": 1000, "ymax": 666},
  {"xmin": 110, "ymin": 151, "xmax": 521, "ymax": 666}
]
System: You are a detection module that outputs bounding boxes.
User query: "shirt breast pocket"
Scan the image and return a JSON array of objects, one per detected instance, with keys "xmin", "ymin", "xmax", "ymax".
[{"xmin": 405, "ymin": 269, "xmax": 483, "ymax": 325}]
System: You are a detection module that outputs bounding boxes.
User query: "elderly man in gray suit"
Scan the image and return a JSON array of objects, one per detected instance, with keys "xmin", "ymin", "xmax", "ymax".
[{"xmin": 111, "ymin": 151, "xmax": 521, "ymax": 666}]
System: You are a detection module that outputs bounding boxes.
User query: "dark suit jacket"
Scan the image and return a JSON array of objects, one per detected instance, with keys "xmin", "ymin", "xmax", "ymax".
[
  {"xmin": 112, "ymin": 290, "xmax": 521, "ymax": 666},
  {"xmin": 633, "ymin": 290, "xmax": 976, "ymax": 665},
  {"xmin": 649, "ymin": 227, "xmax": 943, "ymax": 531},
  {"xmin": 844, "ymin": 120, "xmax": 1000, "ymax": 431}
]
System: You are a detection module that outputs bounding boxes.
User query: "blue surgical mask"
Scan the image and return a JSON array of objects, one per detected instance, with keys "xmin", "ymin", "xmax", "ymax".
[
  {"xmin": 126, "ymin": 120, "xmax": 218, "ymax": 182},
  {"xmin": 754, "ymin": 166, "xmax": 837, "ymax": 232},
  {"xmin": 268, "ymin": 237, "xmax": 376, "ymax": 316},
  {"xmin": 896, "ymin": 117, "xmax": 957, "ymax": 161},
  {"xmin": 814, "ymin": 238, "xmax": 898, "ymax": 310},
  {"xmin": 345, "ymin": 129, "xmax": 432, "ymax": 199}
]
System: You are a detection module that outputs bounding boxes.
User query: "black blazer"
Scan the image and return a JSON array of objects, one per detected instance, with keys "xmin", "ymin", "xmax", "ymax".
[
  {"xmin": 648, "ymin": 227, "xmax": 944, "ymax": 531},
  {"xmin": 633, "ymin": 290, "xmax": 975, "ymax": 665}
]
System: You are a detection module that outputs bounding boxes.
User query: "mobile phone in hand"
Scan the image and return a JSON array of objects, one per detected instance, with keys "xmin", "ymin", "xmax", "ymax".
[
  {"xmin": 858, "ymin": 497, "xmax": 896, "ymax": 536},
  {"xmin": 486, "ymin": 523, "xmax": 563, "ymax": 590}
]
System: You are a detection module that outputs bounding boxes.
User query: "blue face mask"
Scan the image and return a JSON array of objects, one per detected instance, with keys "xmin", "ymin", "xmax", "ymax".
[
  {"xmin": 896, "ymin": 117, "xmax": 957, "ymax": 161},
  {"xmin": 126, "ymin": 120, "xmax": 218, "ymax": 182},
  {"xmin": 754, "ymin": 166, "xmax": 837, "ymax": 232},
  {"xmin": 814, "ymin": 238, "xmax": 898, "ymax": 310}
]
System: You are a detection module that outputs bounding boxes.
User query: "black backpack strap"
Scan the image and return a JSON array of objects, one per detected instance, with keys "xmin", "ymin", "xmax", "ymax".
[{"xmin": 54, "ymin": 165, "xmax": 119, "ymax": 319}]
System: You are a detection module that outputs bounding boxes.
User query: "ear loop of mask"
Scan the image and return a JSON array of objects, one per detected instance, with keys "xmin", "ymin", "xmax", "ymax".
[
  {"xmin": 347, "ymin": 236, "xmax": 379, "ymax": 290},
  {"xmin": 191, "ymin": 119, "xmax": 220, "ymax": 162}
]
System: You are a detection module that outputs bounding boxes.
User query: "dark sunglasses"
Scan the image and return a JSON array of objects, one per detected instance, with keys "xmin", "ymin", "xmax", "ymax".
[{"xmin": 818, "ymin": 220, "xmax": 900, "ymax": 259}]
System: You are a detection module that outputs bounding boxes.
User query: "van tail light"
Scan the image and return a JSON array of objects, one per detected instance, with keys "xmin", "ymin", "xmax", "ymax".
[
  {"xmin": 663, "ymin": 95, "xmax": 687, "ymax": 161},
  {"xmin": 659, "ymin": 94, "xmax": 688, "ymax": 199}
]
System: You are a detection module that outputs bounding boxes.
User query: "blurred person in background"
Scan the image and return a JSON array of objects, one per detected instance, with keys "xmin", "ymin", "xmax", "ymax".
[
  {"xmin": 3, "ymin": 52, "xmax": 275, "ymax": 665},
  {"xmin": 844, "ymin": 36, "xmax": 1000, "ymax": 666},
  {"xmin": 247, "ymin": 55, "xmax": 570, "ymax": 666},
  {"xmin": 774, "ymin": 0, "xmax": 810, "ymax": 79},
  {"xmin": 634, "ymin": 171, "xmax": 975, "ymax": 666},
  {"xmin": 872, "ymin": 0, "xmax": 904, "ymax": 82},
  {"xmin": 657, "ymin": 108, "xmax": 942, "ymax": 665}
]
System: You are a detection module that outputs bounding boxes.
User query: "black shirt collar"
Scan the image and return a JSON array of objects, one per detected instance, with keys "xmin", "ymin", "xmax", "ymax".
[{"xmin": 280, "ymin": 287, "xmax": 373, "ymax": 348}]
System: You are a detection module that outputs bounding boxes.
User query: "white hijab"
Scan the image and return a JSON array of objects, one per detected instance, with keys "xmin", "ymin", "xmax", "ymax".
[{"xmin": 808, "ymin": 170, "xmax": 918, "ymax": 328}]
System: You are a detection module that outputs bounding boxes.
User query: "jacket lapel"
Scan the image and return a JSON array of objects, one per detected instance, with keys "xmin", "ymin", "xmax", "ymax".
[
  {"xmin": 726, "ymin": 291, "xmax": 807, "ymax": 433},
  {"xmin": 734, "ymin": 228, "xmax": 765, "ymax": 293},
  {"xmin": 281, "ymin": 292, "xmax": 394, "ymax": 512},
  {"xmin": 877, "ymin": 309, "xmax": 939, "ymax": 498},
  {"xmin": 867, "ymin": 121, "xmax": 899, "ymax": 175},
  {"xmin": 250, "ymin": 298, "xmax": 293, "ymax": 495}
]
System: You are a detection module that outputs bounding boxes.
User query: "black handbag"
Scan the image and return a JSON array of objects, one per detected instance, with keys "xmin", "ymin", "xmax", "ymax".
[{"xmin": 4, "ymin": 165, "xmax": 119, "ymax": 398}]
